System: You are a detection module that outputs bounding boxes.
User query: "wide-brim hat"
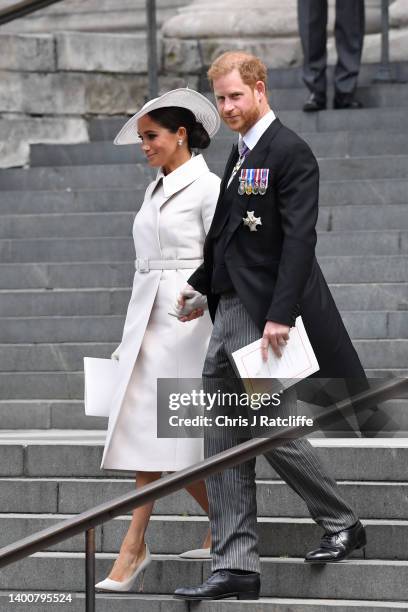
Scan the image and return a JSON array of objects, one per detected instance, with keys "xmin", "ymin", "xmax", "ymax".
[{"xmin": 114, "ymin": 88, "xmax": 220, "ymax": 145}]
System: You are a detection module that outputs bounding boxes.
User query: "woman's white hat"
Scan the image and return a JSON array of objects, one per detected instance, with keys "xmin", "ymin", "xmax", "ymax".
[{"xmin": 113, "ymin": 88, "xmax": 221, "ymax": 145}]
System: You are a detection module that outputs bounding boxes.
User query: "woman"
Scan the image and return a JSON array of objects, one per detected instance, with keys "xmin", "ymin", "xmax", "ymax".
[{"xmin": 95, "ymin": 89, "xmax": 221, "ymax": 592}]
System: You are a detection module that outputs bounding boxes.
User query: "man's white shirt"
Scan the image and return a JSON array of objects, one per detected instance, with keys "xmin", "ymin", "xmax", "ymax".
[
  {"xmin": 227, "ymin": 109, "xmax": 276, "ymax": 187},
  {"xmin": 239, "ymin": 109, "xmax": 276, "ymax": 152}
]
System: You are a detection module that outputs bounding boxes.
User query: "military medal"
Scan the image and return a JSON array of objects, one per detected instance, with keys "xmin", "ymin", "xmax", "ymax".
[
  {"xmin": 259, "ymin": 168, "xmax": 269, "ymax": 195},
  {"xmin": 253, "ymin": 168, "xmax": 260, "ymax": 195},
  {"xmin": 238, "ymin": 169, "xmax": 247, "ymax": 195},
  {"xmin": 244, "ymin": 169, "xmax": 254, "ymax": 195},
  {"xmin": 243, "ymin": 210, "xmax": 262, "ymax": 232}
]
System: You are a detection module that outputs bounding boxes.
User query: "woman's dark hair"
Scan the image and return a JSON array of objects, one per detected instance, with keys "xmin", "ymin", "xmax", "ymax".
[{"xmin": 147, "ymin": 106, "xmax": 210, "ymax": 150}]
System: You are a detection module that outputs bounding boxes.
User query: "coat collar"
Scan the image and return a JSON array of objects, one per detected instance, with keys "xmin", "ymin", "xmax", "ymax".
[{"xmin": 154, "ymin": 154, "xmax": 210, "ymax": 199}]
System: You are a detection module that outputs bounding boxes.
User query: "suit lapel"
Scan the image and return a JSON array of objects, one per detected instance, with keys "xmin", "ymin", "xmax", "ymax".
[
  {"xmin": 207, "ymin": 144, "xmax": 238, "ymax": 237},
  {"xmin": 220, "ymin": 143, "xmax": 239, "ymax": 195}
]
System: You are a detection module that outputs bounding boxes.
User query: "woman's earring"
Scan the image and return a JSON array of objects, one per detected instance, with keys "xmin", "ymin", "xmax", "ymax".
[{"xmin": 178, "ymin": 139, "xmax": 183, "ymax": 146}]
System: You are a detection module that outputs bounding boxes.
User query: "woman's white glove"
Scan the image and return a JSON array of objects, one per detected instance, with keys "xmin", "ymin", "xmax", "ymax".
[{"xmin": 172, "ymin": 285, "xmax": 207, "ymax": 318}]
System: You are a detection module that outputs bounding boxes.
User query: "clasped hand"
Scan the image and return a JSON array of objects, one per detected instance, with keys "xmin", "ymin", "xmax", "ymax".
[{"xmin": 175, "ymin": 284, "xmax": 206, "ymax": 321}]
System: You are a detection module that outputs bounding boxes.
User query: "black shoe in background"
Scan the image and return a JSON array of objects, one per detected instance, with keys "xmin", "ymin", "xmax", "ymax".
[
  {"xmin": 333, "ymin": 91, "xmax": 363, "ymax": 109},
  {"xmin": 303, "ymin": 93, "xmax": 327, "ymax": 112},
  {"xmin": 305, "ymin": 520, "xmax": 367, "ymax": 563},
  {"xmin": 174, "ymin": 569, "xmax": 260, "ymax": 600}
]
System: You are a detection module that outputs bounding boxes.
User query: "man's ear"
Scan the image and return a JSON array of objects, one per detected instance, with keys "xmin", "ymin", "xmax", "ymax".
[{"xmin": 255, "ymin": 80, "xmax": 266, "ymax": 101}]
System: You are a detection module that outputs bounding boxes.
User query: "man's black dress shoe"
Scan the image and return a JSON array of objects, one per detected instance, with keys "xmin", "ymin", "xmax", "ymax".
[
  {"xmin": 303, "ymin": 93, "xmax": 327, "ymax": 112},
  {"xmin": 305, "ymin": 520, "xmax": 367, "ymax": 563},
  {"xmin": 174, "ymin": 569, "xmax": 260, "ymax": 600},
  {"xmin": 333, "ymin": 92, "xmax": 363, "ymax": 110}
]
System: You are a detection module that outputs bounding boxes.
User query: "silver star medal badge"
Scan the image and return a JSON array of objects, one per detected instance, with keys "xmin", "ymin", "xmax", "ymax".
[{"xmin": 243, "ymin": 210, "xmax": 262, "ymax": 232}]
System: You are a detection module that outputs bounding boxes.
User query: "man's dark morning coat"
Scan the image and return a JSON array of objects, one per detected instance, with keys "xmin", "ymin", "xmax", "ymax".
[{"xmin": 189, "ymin": 118, "xmax": 384, "ymax": 431}]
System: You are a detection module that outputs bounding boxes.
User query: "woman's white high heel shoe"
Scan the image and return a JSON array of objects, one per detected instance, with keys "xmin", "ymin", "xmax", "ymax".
[
  {"xmin": 95, "ymin": 545, "xmax": 152, "ymax": 593},
  {"xmin": 179, "ymin": 547, "xmax": 211, "ymax": 559}
]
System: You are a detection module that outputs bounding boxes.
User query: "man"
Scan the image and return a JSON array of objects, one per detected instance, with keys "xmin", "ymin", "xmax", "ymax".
[
  {"xmin": 173, "ymin": 51, "xmax": 367, "ymax": 602},
  {"xmin": 298, "ymin": 0, "xmax": 365, "ymax": 111}
]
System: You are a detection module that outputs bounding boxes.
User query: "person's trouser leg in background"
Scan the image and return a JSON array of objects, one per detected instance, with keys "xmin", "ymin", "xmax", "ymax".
[
  {"xmin": 334, "ymin": 0, "xmax": 365, "ymax": 97},
  {"xmin": 203, "ymin": 294, "xmax": 358, "ymax": 574},
  {"xmin": 298, "ymin": 0, "xmax": 328, "ymax": 102}
]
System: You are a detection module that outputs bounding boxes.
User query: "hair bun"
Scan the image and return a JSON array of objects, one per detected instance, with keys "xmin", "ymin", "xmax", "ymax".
[{"xmin": 189, "ymin": 121, "xmax": 211, "ymax": 150}]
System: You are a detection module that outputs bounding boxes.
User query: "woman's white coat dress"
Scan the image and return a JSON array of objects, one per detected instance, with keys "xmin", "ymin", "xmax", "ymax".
[{"xmin": 101, "ymin": 154, "xmax": 221, "ymax": 471}]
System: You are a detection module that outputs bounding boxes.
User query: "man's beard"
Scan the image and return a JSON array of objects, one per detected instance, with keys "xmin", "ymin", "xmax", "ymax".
[{"xmin": 222, "ymin": 103, "xmax": 261, "ymax": 134}]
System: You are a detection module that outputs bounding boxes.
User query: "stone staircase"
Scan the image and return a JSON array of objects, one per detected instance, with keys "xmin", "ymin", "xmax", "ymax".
[
  {"xmin": 0, "ymin": 0, "xmax": 191, "ymax": 168},
  {"xmin": 0, "ymin": 78, "xmax": 407, "ymax": 610}
]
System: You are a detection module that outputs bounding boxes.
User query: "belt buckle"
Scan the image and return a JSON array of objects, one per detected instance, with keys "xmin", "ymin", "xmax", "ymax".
[{"xmin": 136, "ymin": 258, "xmax": 149, "ymax": 273}]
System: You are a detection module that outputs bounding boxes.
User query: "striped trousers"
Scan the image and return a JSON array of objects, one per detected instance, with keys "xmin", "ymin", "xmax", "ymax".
[{"xmin": 203, "ymin": 293, "xmax": 358, "ymax": 573}]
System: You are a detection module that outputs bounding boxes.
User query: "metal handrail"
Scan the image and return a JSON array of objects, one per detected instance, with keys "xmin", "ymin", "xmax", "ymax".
[
  {"xmin": 146, "ymin": 0, "xmax": 159, "ymax": 98},
  {"xmin": 0, "ymin": 377, "xmax": 406, "ymax": 611},
  {"xmin": 374, "ymin": 0, "xmax": 393, "ymax": 82},
  {"xmin": 0, "ymin": 0, "xmax": 64, "ymax": 25}
]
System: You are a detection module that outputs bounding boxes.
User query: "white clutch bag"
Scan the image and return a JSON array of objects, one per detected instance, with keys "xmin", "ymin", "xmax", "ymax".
[{"xmin": 83, "ymin": 357, "xmax": 120, "ymax": 417}]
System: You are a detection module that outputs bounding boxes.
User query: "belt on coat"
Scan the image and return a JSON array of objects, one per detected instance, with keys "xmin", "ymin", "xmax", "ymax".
[{"xmin": 135, "ymin": 258, "xmax": 203, "ymax": 273}]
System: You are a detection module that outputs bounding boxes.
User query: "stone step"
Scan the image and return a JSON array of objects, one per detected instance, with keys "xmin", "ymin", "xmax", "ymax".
[
  {"xmin": 1, "ymin": 370, "xmax": 407, "ymax": 400},
  {"xmin": 0, "ymin": 257, "xmax": 406, "ymax": 290},
  {"xmin": 0, "ymin": 262, "xmax": 134, "ymax": 289},
  {"xmin": 0, "ymin": 513, "xmax": 406, "ymax": 560},
  {"xmin": 1, "ymin": 230, "xmax": 407, "ymax": 262},
  {"xmin": 1, "ymin": 204, "xmax": 407, "ymax": 239},
  {"xmin": 0, "ymin": 284, "xmax": 406, "ymax": 318},
  {"xmin": 0, "ymin": 338, "xmax": 407, "ymax": 371},
  {"xmin": 0, "ymin": 554, "xmax": 407, "ymax": 601},
  {"xmin": 0, "ymin": 593, "xmax": 407, "ymax": 612},
  {"xmin": 0, "ymin": 315, "xmax": 124, "ymax": 343},
  {"xmin": 0, "ymin": 476, "xmax": 407, "ymax": 519},
  {"xmin": 0, "ymin": 116, "xmax": 88, "ymax": 169},
  {"xmin": 88, "ymin": 108, "xmax": 408, "ymax": 142},
  {"xmin": 269, "ymin": 83, "xmax": 408, "ymax": 110},
  {"xmin": 0, "ymin": 179, "xmax": 406, "ymax": 215},
  {"xmin": 2, "ymin": 155, "xmax": 408, "ymax": 190},
  {"xmin": 0, "ymin": 589, "xmax": 406, "ymax": 612},
  {"xmin": 330, "ymin": 284, "xmax": 408, "ymax": 311},
  {"xmin": 0, "ymin": 398, "xmax": 405, "ymax": 432},
  {"xmin": 0, "ymin": 70, "xmax": 192, "ymax": 121},
  {"xmin": 0, "ymin": 0, "xmax": 189, "ymax": 34},
  {"xmin": 0, "ymin": 189, "xmax": 146, "ymax": 215},
  {"xmin": 0, "ymin": 311, "xmax": 406, "ymax": 343},
  {"xmin": 262, "ymin": 62, "xmax": 408, "ymax": 91},
  {"xmin": 1, "ymin": 438, "xmax": 407, "ymax": 481},
  {"xmin": 0, "ymin": 287, "xmax": 130, "ymax": 317},
  {"xmin": 29, "ymin": 129, "xmax": 408, "ymax": 167},
  {"xmin": 0, "ymin": 400, "xmax": 105, "ymax": 430}
]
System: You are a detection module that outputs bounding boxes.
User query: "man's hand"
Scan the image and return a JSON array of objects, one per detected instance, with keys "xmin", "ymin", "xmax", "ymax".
[
  {"xmin": 176, "ymin": 284, "xmax": 205, "ymax": 322},
  {"xmin": 261, "ymin": 321, "xmax": 290, "ymax": 360}
]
